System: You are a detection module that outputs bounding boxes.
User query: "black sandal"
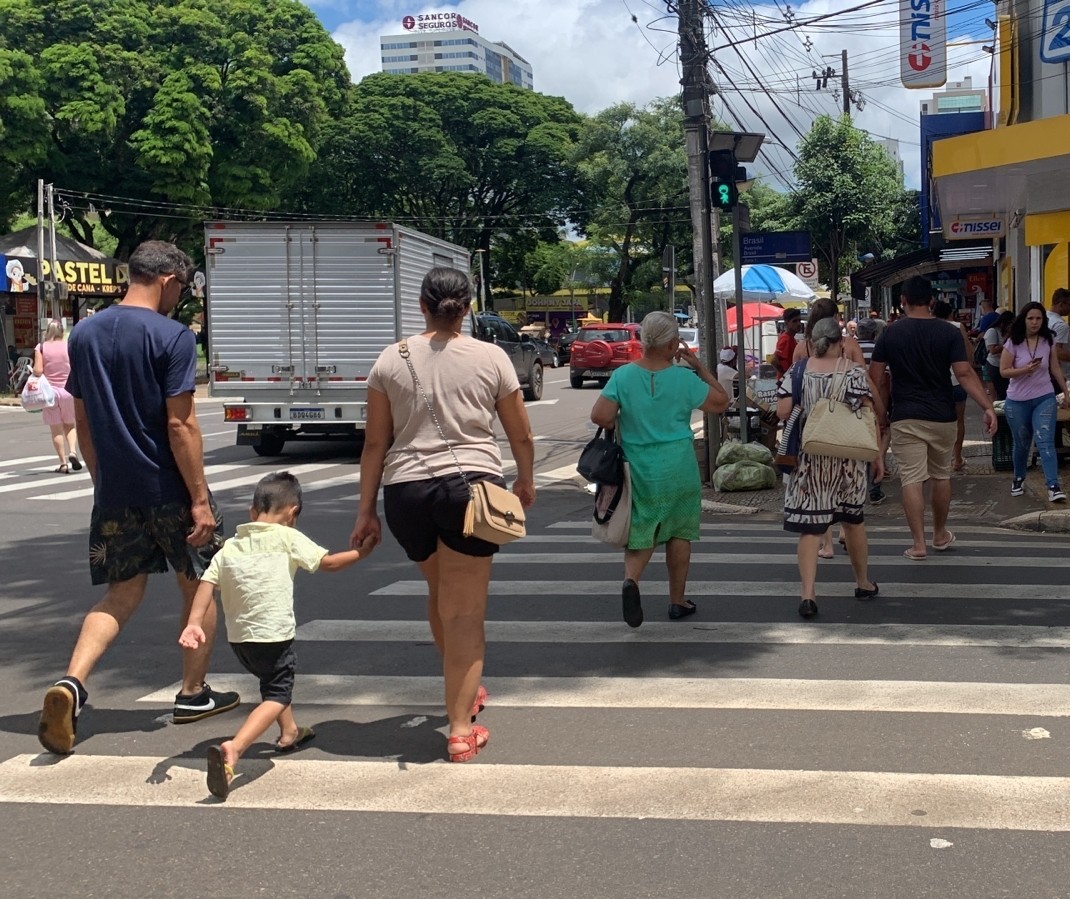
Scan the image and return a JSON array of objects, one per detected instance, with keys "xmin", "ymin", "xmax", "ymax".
[{"xmin": 54, "ymin": 464, "xmax": 70, "ymax": 474}]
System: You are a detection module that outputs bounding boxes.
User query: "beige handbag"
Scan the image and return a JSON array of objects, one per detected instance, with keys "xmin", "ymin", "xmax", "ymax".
[
  {"xmin": 399, "ymin": 341, "xmax": 526, "ymax": 545},
  {"xmin": 801, "ymin": 357, "xmax": 879, "ymax": 462}
]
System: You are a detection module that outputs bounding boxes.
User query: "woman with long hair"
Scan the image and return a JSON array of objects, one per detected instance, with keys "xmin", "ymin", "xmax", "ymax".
[
  {"xmin": 590, "ymin": 311, "xmax": 729, "ymax": 626},
  {"xmin": 999, "ymin": 301, "xmax": 1070, "ymax": 501},
  {"xmin": 983, "ymin": 311, "xmax": 1015, "ymax": 401},
  {"xmin": 32, "ymin": 319, "xmax": 81, "ymax": 473},
  {"xmin": 350, "ymin": 268, "xmax": 537, "ymax": 762},
  {"xmin": 779, "ymin": 317, "xmax": 882, "ymax": 619}
]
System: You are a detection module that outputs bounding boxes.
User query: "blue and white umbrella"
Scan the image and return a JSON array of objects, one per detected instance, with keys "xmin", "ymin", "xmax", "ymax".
[{"xmin": 713, "ymin": 264, "xmax": 817, "ymax": 304}]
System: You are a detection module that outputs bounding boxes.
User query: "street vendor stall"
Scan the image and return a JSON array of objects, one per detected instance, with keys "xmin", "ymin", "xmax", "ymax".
[{"xmin": 0, "ymin": 227, "xmax": 126, "ymax": 356}]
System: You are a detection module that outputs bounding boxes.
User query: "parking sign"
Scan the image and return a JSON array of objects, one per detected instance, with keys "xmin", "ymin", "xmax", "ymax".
[{"xmin": 796, "ymin": 259, "xmax": 819, "ymax": 288}]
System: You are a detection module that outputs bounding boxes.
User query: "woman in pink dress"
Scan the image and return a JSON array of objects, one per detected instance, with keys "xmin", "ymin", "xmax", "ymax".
[{"xmin": 33, "ymin": 320, "xmax": 82, "ymax": 473}]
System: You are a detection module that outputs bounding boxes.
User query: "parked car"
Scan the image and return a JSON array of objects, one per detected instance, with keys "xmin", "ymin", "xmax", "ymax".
[
  {"xmin": 470, "ymin": 312, "xmax": 545, "ymax": 400},
  {"xmin": 569, "ymin": 323, "xmax": 643, "ymax": 389},
  {"xmin": 529, "ymin": 335, "xmax": 559, "ymax": 368}
]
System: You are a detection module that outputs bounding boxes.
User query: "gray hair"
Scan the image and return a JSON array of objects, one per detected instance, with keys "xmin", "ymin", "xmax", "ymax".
[
  {"xmin": 128, "ymin": 241, "xmax": 194, "ymax": 285},
  {"xmin": 811, "ymin": 316, "xmax": 843, "ymax": 357},
  {"xmin": 640, "ymin": 311, "xmax": 679, "ymax": 351},
  {"xmin": 856, "ymin": 318, "xmax": 879, "ymax": 341}
]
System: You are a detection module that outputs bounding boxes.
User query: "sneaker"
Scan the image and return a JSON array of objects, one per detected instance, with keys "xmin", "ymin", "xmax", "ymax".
[
  {"xmin": 173, "ymin": 682, "xmax": 240, "ymax": 724},
  {"xmin": 869, "ymin": 486, "xmax": 885, "ymax": 505},
  {"xmin": 1011, "ymin": 478, "xmax": 1024, "ymax": 497},
  {"xmin": 1048, "ymin": 486, "xmax": 1067, "ymax": 503},
  {"xmin": 38, "ymin": 677, "xmax": 87, "ymax": 755}
]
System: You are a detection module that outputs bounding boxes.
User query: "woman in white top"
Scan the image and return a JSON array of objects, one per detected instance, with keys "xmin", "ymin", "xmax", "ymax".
[
  {"xmin": 350, "ymin": 268, "xmax": 536, "ymax": 763},
  {"xmin": 32, "ymin": 319, "xmax": 81, "ymax": 473}
]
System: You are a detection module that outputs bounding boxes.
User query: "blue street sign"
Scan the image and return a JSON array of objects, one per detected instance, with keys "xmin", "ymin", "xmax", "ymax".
[
  {"xmin": 1040, "ymin": 0, "xmax": 1070, "ymax": 63},
  {"xmin": 740, "ymin": 231, "xmax": 813, "ymax": 265}
]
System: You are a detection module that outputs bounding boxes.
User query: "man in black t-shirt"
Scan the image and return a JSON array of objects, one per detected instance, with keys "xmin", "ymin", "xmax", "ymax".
[{"xmin": 869, "ymin": 276, "xmax": 997, "ymax": 560}]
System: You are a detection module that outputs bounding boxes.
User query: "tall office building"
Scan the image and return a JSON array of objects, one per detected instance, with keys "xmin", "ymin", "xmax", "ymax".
[{"xmin": 380, "ymin": 12, "xmax": 533, "ymax": 89}]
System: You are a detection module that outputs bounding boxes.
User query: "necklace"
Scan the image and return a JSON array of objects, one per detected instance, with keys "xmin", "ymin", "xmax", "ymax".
[{"xmin": 1027, "ymin": 336, "xmax": 1041, "ymax": 361}]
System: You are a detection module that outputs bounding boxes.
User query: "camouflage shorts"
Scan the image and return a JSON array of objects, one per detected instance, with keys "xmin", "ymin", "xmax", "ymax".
[{"xmin": 88, "ymin": 496, "xmax": 224, "ymax": 586}]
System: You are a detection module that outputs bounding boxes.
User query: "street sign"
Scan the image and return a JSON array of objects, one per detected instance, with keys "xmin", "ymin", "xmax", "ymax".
[
  {"xmin": 1040, "ymin": 0, "xmax": 1070, "ymax": 62},
  {"xmin": 796, "ymin": 259, "xmax": 819, "ymax": 288},
  {"xmin": 947, "ymin": 217, "xmax": 1005, "ymax": 240},
  {"xmin": 740, "ymin": 231, "xmax": 812, "ymax": 265}
]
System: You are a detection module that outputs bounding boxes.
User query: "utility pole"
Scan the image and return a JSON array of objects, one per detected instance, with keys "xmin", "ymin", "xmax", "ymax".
[
  {"xmin": 678, "ymin": 0, "xmax": 723, "ymax": 473},
  {"xmin": 841, "ymin": 49, "xmax": 850, "ymax": 116}
]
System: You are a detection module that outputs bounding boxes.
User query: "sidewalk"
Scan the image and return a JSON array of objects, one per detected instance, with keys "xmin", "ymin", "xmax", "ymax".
[{"xmin": 702, "ymin": 404, "xmax": 1070, "ymax": 533}]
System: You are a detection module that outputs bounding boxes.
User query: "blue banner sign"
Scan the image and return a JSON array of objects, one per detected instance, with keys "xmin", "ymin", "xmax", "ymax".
[{"xmin": 740, "ymin": 231, "xmax": 813, "ymax": 265}]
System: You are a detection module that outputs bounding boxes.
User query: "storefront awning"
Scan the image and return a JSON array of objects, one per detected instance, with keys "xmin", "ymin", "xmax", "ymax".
[
  {"xmin": 931, "ymin": 114, "xmax": 1070, "ymax": 234},
  {"xmin": 851, "ymin": 243, "xmax": 994, "ymax": 298},
  {"xmin": 0, "ymin": 227, "xmax": 126, "ymax": 296}
]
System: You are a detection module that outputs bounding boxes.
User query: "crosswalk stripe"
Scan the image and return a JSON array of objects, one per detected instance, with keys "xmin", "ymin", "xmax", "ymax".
[
  {"xmin": 295, "ymin": 619, "xmax": 1070, "ymax": 648},
  {"xmin": 137, "ymin": 674, "xmax": 1070, "ymax": 716},
  {"xmin": 548, "ymin": 522, "xmax": 1028, "ymax": 536},
  {"xmin": 0, "ymin": 454, "xmax": 57, "ymax": 471},
  {"xmin": 516, "ymin": 534, "xmax": 1066, "ymax": 550},
  {"xmin": 370, "ymin": 579, "xmax": 1065, "ymax": 599},
  {"xmin": 2, "ymin": 754, "xmax": 1067, "ymax": 830},
  {"xmin": 493, "ymin": 552, "xmax": 1061, "ymax": 567}
]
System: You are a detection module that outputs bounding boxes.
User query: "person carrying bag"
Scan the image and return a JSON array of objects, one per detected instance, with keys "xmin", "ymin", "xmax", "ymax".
[{"xmin": 801, "ymin": 356, "xmax": 879, "ymax": 462}]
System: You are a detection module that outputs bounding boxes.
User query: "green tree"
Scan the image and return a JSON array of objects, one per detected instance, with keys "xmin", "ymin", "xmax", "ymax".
[
  {"xmin": 298, "ymin": 72, "xmax": 584, "ymax": 308},
  {"xmin": 787, "ymin": 115, "xmax": 910, "ymax": 297},
  {"xmin": 0, "ymin": 0, "xmax": 350, "ymax": 256},
  {"xmin": 572, "ymin": 98, "xmax": 699, "ymax": 322}
]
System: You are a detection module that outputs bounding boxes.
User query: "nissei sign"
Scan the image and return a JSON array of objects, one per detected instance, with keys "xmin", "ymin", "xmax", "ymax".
[
  {"xmin": 900, "ymin": 0, "xmax": 947, "ymax": 88},
  {"xmin": 947, "ymin": 218, "xmax": 1005, "ymax": 240}
]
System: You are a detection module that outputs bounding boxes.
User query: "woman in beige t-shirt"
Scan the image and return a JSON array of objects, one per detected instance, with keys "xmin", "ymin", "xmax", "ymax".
[{"xmin": 350, "ymin": 268, "xmax": 536, "ymax": 763}]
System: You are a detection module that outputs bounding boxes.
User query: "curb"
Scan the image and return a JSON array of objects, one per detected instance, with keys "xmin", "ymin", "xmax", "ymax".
[
  {"xmin": 999, "ymin": 510, "xmax": 1070, "ymax": 533},
  {"xmin": 701, "ymin": 498, "xmax": 759, "ymax": 515}
]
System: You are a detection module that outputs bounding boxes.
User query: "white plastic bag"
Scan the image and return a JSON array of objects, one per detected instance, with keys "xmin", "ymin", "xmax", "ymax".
[{"xmin": 20, "ymin": 375, "xmax": 56, "ymax": 413}]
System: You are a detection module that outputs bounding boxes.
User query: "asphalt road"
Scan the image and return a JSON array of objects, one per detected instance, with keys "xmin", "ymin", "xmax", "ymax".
[{"xmin": 1, "ymin": 366, "xmax": 1069, "ymax": 898}]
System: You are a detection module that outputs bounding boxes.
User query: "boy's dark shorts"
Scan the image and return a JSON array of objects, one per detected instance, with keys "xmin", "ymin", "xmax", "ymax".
[
  {"xmin": 88, "ymin": 494, "xmax": 224, "ymax": 586},
  {"xmin": 230, "ymin": 639, "xmax": 296, "ymax": 705},
  {"xmin": 384, "ymin": 472, "xmax": 506, "ymax": 562}
]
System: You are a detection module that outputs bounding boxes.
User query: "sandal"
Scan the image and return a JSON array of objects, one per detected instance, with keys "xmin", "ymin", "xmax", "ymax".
[
  {"xmin": 274, "ymin": 725, "xmax": 315, "ymax": 754},
  {"xmin": 206, "ymin": 744, "xmax": 234, "ymax": 800},
  {"xmin": 54, "ymin": 464, "xmax": 69, "ymax": 474},
  {"xmin": 447, "ymin": 725, "xmax": 489, "ymax": 763},
  {"xmin": 471, "ymin": 684, "xmax": 487, "ymax": 723},
  {"xmin": 69, "ymin": 455, "xmax": 83, "ymax": 471}
]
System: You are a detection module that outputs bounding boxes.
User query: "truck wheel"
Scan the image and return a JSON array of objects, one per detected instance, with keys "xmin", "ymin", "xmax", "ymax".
[
  {"xmin": 523, "ymin": 362, "xmax": 544, "ymax": 401},
  {"xmin": 570, "ymin": 372, "xmax": 584, "ymax": 389},
  {"xmin": 253, "ymin": 432, "xmax": 286, "ymax": 456}
]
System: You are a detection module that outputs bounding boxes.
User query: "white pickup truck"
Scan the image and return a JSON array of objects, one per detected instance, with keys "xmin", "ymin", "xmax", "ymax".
[{"xmin": 205, "ymin": 221, "xmax": 469, "ymax": 455}]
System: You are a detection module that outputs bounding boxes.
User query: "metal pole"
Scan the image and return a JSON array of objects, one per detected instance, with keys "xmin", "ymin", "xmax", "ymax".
[
  {"xmin": 841, "ymin": 49, "xmax": 850, "ymax": 116},
  {"xmin": 36, "ymin": 180, "xmax": 46, "ymax": 327},
  {"xmin": 732, "ymin": 203, "xmax": 748, "ymax": 443},
  {"xmin": 47, "ymin": 184, "xmax": 59, "ymax": 322}
]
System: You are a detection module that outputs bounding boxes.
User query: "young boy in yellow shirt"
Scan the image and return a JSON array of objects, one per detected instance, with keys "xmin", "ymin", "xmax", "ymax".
[{"xmin": 179, "ymin": 471, "xmax": 376, "ymax": 800}]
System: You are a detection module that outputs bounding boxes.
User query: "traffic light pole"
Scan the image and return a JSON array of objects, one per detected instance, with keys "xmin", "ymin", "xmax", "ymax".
[{"xmin": 732, "ymin": 201, "xmax": 749, "ymax": 444}]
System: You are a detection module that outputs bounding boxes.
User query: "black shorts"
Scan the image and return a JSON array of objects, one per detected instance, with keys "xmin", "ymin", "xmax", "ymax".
[
  {"xmin": 384, "ymin": 472, "xmax": 507, "ymax": 562},
  {"xmin": 230, "ymin": 639, "xmax": 296, "ymax": 705},
  {"xmin": 88, "ymin": 494, "xmax": 224, "ymax": 586}
]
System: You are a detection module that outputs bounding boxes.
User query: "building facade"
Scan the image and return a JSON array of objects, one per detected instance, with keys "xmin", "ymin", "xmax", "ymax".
[{"xmin": 381, "ymin": 13, "xmax": 533, "ymax": 89}]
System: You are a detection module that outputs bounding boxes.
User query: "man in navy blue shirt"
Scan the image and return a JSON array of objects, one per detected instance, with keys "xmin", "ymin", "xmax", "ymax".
[{"xmin": 38, "ymin": 241, "xmax": 239, "ymax": 755}]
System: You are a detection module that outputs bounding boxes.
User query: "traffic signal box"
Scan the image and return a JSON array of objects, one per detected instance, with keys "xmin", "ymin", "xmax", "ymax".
[{"xmin": 708, "ymin": 149, "xmax": 738, "ymax": 211}]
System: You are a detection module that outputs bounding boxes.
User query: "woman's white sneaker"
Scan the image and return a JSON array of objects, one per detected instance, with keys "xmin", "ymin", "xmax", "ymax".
[
  {"xmin": 1048, "ymin": 486, "xmax": 1067, "ymax": 503},
  {"xmin": 1011, "ymin": 478, "xmax": 1024, "ymax": 497}
]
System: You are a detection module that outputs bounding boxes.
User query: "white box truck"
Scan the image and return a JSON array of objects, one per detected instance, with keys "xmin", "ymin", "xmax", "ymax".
[{"xmin": 205, "ymin": 221, "xmax": 469, "ymax": 456}]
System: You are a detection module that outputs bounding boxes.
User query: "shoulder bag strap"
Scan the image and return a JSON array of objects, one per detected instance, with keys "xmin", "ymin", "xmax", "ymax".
[{"xmin": 398, "ymin": 340, "xmax": 472, "ymax": 495}]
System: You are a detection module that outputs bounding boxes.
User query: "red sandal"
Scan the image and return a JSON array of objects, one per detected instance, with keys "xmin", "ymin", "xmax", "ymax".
[
  {"xmin": 447, "ymin": 725, "xmax": 489, "ymax": 763},
  {"xmin": 471, "ymin": 684, "xmax": 487, "ymax": 722}
]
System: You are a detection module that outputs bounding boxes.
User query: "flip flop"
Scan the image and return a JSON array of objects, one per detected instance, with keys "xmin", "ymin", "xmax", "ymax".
[
  {"xmin": 817, "ymin": 550, "xmax": 835, "ymax": 559},
  {"xmin": 274, "ymin": 725, "xmax": 315, "ymax": 754},
  {"xmin": 903, "ymin": 549, "xmax": 927, "ymax": 561},
  {"xmin": 933, "ymin": 532, "xmax": 956, "ymax": 552},
  {"xmin": 206, "ymin": 745, "xmax": 234, "ymax": 800}
]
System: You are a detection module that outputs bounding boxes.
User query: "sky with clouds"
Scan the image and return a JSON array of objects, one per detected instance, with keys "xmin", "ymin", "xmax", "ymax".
[{"xmin": 302, "ymin": 0, "xmax": 996, "ymax": 191}]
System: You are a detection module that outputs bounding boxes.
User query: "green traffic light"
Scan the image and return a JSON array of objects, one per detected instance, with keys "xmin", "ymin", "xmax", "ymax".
[{"xmin": 718, "ymin": 185, "xmax": 731, "ymax": 203}]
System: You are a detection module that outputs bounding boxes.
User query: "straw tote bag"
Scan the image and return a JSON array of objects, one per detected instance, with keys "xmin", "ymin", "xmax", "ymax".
[{"xmin": 801, "ymin": 357, "xmax": 879, "ymax": 462}]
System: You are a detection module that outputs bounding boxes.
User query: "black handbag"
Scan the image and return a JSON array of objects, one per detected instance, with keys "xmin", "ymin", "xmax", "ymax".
[{"xmin": 578, "ymin": 427, "xmax": 624, "ymax": 485}]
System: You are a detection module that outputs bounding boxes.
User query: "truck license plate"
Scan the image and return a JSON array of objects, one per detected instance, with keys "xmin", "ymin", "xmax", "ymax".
[{"xmin": 290, "ymin": 407, "xmax": 324, "ymax": 421}]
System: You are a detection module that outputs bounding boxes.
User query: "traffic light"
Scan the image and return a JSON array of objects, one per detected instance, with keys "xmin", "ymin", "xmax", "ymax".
[{"xmin": 708, "ymin": 149, "xmax": 738, "ymax": 211}]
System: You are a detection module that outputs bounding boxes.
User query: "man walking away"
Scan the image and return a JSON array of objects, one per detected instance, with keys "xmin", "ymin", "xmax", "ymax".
[
  {"xmin": 869, "ymin": 276, "xmax": 997, "ymax": 561},
  {"xmin": 38, "ymin": 241, "xmax": 239, "ymax": 755},
  {"xmin": 1045, "ymin": 288, "xmax": 1070, "ymax": 381}
]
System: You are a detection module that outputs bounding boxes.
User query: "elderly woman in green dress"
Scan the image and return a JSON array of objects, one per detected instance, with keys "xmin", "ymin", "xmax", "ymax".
[{"xmin": 590, "ymin": 311, "xmax": 730, "ymax": 627}]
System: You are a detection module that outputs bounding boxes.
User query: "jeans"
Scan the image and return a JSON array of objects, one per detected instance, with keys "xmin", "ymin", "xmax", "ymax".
[{"xmin": 1003, "ymin": 393, "xmax": 1060, "ymax": 485}]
